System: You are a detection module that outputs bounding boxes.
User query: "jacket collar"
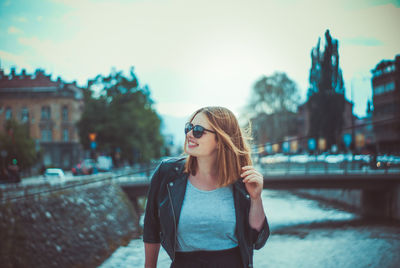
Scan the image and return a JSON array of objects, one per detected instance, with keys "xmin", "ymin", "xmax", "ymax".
[{"xmin": 169, "ymin": 157, "xmax": 249, "ymax": 198}]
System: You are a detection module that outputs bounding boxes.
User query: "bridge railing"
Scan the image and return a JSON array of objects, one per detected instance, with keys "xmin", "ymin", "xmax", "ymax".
[
  {"xmin": 0, "ymin": 163, "xmax": 158, "ymax": 203},
  {"xmin": 257, "ymin": 153, "xmax": 400, "ymax": 176}
]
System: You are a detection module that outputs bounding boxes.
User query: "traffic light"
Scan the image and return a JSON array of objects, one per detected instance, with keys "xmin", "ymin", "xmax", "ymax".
[{"xmin": 89, "ymin": 133, "xmax": 96, "ymax": 141}]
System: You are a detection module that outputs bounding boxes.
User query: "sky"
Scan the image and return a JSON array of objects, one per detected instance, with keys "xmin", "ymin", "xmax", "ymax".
[{"xmin": 0, "ymin": 0, "xmax": 399, "ymax": 119}]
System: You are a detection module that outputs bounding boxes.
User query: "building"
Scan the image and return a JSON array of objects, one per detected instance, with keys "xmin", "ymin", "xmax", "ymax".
[
  {"xmin": 371, "ymin": 55, "xmax": 400, "ymax": 153},
  {"xmin": 354, "ymin": 106, "xmax": 375, "ymax": 154},
  {"xmin": 0, "ymin": 67, "xmax": 84, "ymax": 169}
]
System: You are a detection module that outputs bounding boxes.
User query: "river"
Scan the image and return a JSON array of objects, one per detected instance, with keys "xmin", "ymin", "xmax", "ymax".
[{"xmin": 99, "ymin": 190, "xmax": 400, "ymax": 267}]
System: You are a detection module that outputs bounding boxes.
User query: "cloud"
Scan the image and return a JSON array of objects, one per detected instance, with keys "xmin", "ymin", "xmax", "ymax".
[
  {"xmin": 48, "ymin": 0, "xmax": 91, "ymax": 7},
  {"xmin": 0, "ymin": 50, "xmax": 32, "ymax": 69},
  {"xmin": 8, "ymin": 26, "xmax": 23, "ymax": 35},
  {"xmin": 342, "ymin": 37, "xmax": 384, "ymax": 47},
  {"xmin": 14, "ymin": 16, "xmax": 28, "ymax": 23}
]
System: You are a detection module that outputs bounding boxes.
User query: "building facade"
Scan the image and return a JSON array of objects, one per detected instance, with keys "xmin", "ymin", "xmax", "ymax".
[
  {"xmin": 371, "ymin": 55, "xmax": 400, "ymax": 153},
  {"xmin": 0, "ymin": 67, "xmax": 84, "ymax": 169}
]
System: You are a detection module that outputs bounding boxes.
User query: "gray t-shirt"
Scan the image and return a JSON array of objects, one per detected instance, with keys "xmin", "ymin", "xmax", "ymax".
[{"xmin": 176, "ymin": 179, "xmax": 238, "ymax": 252}]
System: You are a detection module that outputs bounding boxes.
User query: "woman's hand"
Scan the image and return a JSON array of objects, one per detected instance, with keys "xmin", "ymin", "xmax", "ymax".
[{"xmin": 241, "ymin": 166, "xmax": 263, "ymax": 200}]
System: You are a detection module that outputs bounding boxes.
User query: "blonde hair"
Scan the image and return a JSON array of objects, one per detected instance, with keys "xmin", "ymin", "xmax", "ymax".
[{"xmin": 184, "ymin": 106, "xmax": 253, "ymax": 187}]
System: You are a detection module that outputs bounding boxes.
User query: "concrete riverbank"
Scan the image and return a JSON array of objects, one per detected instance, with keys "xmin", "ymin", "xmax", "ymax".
[
  {"xmin": 0, "ymin": 177, "xmax": 140, "ymax": 268},
  {"xmin": 292, "ymin": 185, "xmax": 400, "ymax": 220}
]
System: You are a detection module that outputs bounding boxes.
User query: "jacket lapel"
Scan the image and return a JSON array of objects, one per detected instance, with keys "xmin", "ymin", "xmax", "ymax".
[
  {"xmin": 233, "ymin": 178, "xmax": 251, "ymax": 233},
  {"xmin": 168, "ymin": 163, "xmax": 189, "ymax": 227}
]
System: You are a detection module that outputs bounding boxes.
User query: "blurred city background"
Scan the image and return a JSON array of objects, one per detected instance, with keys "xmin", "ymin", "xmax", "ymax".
[{"xmin": 0, "ymin": 0, "xmax": 399, "ymax": 267}]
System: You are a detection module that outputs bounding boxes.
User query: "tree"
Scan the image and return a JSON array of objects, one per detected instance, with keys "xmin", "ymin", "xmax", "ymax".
[
  {"xmin": 77, "ymin": 67, "xmax": 165, "ymax": 164},
  {"xmin": 247, "ymin": 72, "xmax": 300, "ymax": 145},
  {"xmin": 249, "ymin": 72, "xmax": 300, "ymax": 115},
  {"xmin": 0, "ymin": 120, "xmax": 37, "ymax": 171},
  {"xmin": 307, "ymin": 30, "xmax": 346, "ymax": 150}
]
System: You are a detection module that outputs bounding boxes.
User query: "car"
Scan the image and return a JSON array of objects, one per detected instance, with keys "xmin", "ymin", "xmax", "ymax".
[
  {"xmin": 44, "ymin": 168, "xmax": 65, "ymax": 179},
  {"xmin": 71, "ymin": 159, "xmax": 96, "ymax": 176}
]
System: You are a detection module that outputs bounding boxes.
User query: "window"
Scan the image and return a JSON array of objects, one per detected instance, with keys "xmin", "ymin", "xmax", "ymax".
[
  {"xmin": 62, "ymin": 155, "xmax": 70, "ymax": 167},
  {"xmin": 63, "ymin": 128, "xmax": 69, "ymax": 142},
  {"xmin": 62, "ymin": 106, "xmax": 69, "ymax": 121},
  {"xmin": 41, "ymin": 106, "xmax": 51, "ymax": 120},
  {"xmin": 21, "ymin": 107, "xmax": 29, "ymax": 123},
  {"xmin": 384, "ymin": 64, "xmax": 395, "ymax": 74},
  {"xmin": 41, "ymin": 128, "xmax": 53, "ymax": 141},
  {"xmin": 385, "ymin": 82, "xmax": 395, "ymax": 92},
  {"xmin": 43, "ymin": 152, "xmax": 52, "ymax": 166},
  {"xmin": 374, "ymin": 85, "xmax": 384, "ymax": 95},
  {"xmin": 5, "ymin": 107, "xmax": 12, "ymax": 120},
  {"xmin": 373, "ymin": 69, "xmax": 382, "ymax": 77},
  {"xmin": 374, "ymin": 81, "xmax": 396, "ymax": 95}
]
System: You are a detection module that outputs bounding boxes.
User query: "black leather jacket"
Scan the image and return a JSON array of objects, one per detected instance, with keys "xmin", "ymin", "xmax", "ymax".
[{"xmin": 143, "ymin": 157, "xmax": 270, "ymax": 268}]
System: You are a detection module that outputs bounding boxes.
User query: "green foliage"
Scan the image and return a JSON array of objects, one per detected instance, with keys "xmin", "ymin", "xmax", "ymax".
[
  {"xmin": 77, "ymin": 67, "xmax": 164, "ymax": 164},
  {"xmin": 307, "ymin": 30, "xmax": 346, "ymax": 149},
  {"xmin": 249, "ymin": 72, "xmax": 300, "ymax": 115},
  {"xmin": 247, "ymin": 72, "xmax": 300, "ymax": 144},
  {"xmin": 251, "ymin": 111, "xmax": 298, "ymax": 145},
  {"xmin": 0, "ymin": 120, "xmax": 38, "ymax": 170}
]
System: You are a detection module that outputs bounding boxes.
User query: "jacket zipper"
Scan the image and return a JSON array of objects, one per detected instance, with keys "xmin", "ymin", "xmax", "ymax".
[{"xmin": 167, "ymin": 183, "xmax": 177, "ymax": 262}]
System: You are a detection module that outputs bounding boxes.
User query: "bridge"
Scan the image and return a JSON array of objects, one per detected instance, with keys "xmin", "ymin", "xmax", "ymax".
[
  {"xmin": 118, "ymin": 172, "xmax": 400, "ymax": 194},
  {"xmin": 118, "ymin": 171, "xmax": 400, "ymax": 219}
]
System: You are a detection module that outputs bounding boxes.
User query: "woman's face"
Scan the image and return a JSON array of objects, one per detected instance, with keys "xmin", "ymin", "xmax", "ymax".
[{"xmin": 185, "ymin": 112, "xmax": 218, "ymax": 158}]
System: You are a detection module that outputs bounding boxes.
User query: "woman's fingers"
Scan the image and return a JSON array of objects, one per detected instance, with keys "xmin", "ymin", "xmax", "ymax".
[
  {"xmin": 242, "ymin": 165, "xmax": 254, "ymax": 170},
  {"xmin": 243, "ymin": 174, "xmax": 263, "ymax": 184},
  {"xmin": 241, "ymin": 167, "xmax": 262, "ymax": 178}
]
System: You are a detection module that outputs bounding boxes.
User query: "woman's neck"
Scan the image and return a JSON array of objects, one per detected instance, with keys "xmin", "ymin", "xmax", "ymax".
[{"xmin": 191, "ymin": 155, "xmax": 219, "ymax": 189}]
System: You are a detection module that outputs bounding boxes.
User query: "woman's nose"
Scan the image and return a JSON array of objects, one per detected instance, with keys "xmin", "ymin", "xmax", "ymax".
[{"xmin": 186, "ymin": 129, "xmax": 195, "ymax": 138}]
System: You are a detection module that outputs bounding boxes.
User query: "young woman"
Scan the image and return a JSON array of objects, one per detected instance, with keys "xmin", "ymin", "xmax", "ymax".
[{"xmin": 143, "ymin": 106, "xmax": 269, "ymax": 268}]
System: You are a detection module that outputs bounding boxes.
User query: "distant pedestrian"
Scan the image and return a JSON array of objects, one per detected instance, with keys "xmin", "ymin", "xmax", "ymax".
[
  {"xmin": 7, "ymin": 159, "xmax": 21, "ymax": 183},
  {"xmin": 143, "ymin": 106, "xmax": 270, "ymax": 268},
  {"xmin": 40, "ymin": 164, "xmax": 46, "ymax": 175}
]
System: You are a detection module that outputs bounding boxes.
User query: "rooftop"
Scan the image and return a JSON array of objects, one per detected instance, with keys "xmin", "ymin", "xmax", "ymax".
[{"xmin": 0, "ymin": 67, "xmax": 82, "ymax": 99}]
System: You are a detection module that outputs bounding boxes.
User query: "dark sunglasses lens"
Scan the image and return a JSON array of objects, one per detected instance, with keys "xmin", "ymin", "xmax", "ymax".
[
  {"xmin": 184, "ymin": 123, "xmax": 192, "ymax": 134},
  {"xmin": 193, "ymin": 125, "xmax": 205, "ymax": 138}
]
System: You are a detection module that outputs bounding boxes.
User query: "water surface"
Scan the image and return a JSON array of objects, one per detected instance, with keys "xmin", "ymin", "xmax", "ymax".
[{"xmin": 100, "ymin": 190, "xmax": 400, "ymax": 267}]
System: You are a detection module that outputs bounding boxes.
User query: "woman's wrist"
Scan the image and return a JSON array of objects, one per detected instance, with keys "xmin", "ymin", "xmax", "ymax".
[{"xmin": 250, "ymin": 195, "xmax": 262, "ymax": 203}]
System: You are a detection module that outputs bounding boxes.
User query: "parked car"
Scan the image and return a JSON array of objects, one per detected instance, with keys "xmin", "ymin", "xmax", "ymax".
[
  {"xmin": 71, "ymin": 159, "xmax": 96, "ymax": 176},
  {"xmin": 44, "ymin": 168, "xmax": 65, "ymax": 179}
]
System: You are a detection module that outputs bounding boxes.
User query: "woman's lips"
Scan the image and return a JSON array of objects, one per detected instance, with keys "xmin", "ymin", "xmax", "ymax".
[{"xmin": 187, "ymin": 139, "xmax": 198, "ymax": 148}]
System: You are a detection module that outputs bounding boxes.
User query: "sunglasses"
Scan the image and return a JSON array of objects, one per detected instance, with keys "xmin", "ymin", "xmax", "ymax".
[{"xmin": 184, "ymin": 122, "xmax": 216, "ymax": 138}]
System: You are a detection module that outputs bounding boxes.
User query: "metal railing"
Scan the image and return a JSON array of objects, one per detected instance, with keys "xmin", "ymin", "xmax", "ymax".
[
  {"xmin": 257, "ymin": 154, "xmax": 400, "ymax": 176},
  {"xmin": 0, "ymin": 163, "xmax": 158, "ymax": 203}
]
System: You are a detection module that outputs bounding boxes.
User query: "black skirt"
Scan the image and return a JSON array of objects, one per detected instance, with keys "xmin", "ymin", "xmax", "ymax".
[{"xmin": 170, "ymin": 246, "xmax": 243, "ymax": 268}]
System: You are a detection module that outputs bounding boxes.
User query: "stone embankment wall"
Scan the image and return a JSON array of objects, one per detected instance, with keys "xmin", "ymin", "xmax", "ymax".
[
  {"xmin": 292, "ymin": 189, "xmax": 362, "ymax": 211},
  {"xmin": 0, "ymin": 176, "xmax": 140, "ymax": 268}
]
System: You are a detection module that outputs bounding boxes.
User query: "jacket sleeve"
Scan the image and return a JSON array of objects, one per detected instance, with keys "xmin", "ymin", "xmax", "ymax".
[
  {"xmin": 251, "ymin": 216, "xmax": 270, "ymax": 250},
  {"xmin": 143, "ymin": 162, "xmax": 163, "ymax": 243}
]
